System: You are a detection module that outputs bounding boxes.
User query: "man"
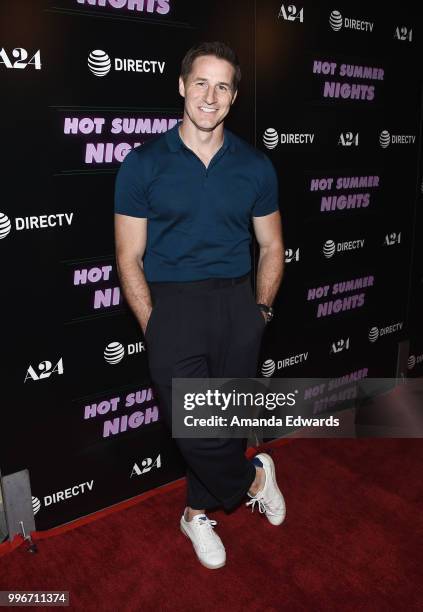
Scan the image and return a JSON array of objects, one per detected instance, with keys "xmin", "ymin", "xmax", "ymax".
[{"xmin": 114, "ymin": 41, "xmax": 285, "ymax": 570}]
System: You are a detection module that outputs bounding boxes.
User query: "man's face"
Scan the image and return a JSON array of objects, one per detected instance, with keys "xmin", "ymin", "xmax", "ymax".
[{"xmin": 179, "ymin": 55, "xmax": 238, "ymax": 132}]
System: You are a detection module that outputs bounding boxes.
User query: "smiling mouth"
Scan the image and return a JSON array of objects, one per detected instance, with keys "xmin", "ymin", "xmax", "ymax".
[{"xmin": 199, "ymin": 107, "xmax": 218, "ymax": 113}]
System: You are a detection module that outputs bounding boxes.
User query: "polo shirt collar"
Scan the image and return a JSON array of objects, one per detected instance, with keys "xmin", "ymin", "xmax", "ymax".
[{"xmin": 166, "ymin": 122, "xmax": 236, "ymax": 153}]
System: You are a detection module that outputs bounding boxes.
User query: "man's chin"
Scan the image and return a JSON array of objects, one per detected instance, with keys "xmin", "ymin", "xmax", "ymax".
[
  {"xmin": 197, "ymin": 125, "xmax": 217, "ymax": 132},
  {"xmin": 185, "ymin": 109, "xmax": 226, "ymax": 133},
  {"xmin": 191, "ymin": 117, "xmax": 224, "ymax": 132}
]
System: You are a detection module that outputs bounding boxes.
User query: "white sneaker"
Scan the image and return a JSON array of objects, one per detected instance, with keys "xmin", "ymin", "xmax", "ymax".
[
  {"xmin": 246, "ymin": 453, "xmax": 286, "ymax": 526},
  {"xmin": 180, "ymin": 510, "xmax": 226, "ymax": 569}
]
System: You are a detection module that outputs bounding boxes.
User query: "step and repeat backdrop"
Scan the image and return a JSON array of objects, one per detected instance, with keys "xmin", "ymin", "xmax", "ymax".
[
  {"xmin": 255, "ymin": 3, "xmax": 423, "ymax": 391},
  {"xmin": 1, "ymin": 0, "xmax": 421, "ymax": 530}
]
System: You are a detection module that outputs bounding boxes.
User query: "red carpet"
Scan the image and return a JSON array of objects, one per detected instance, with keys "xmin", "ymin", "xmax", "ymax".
[{"xmin": 1, "ymin": 439, "xmax": 422, "ymax": 611}]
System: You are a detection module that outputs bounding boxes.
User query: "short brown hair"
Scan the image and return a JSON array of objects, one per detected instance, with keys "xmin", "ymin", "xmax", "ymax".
[{"xmin": 180, "ymin": 41, "xmax": 241, "ymax": 91}]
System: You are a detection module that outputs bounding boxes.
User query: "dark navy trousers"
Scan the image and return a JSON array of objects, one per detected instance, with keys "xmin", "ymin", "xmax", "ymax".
[{"xmin": 145, "ymin": 273, "xmax": 265, "ymax": 511}]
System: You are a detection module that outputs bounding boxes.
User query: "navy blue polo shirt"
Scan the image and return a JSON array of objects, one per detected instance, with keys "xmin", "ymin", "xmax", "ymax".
[{"xmin": 114, "ymin": 123, "xmax": 279, "ymax": 282}]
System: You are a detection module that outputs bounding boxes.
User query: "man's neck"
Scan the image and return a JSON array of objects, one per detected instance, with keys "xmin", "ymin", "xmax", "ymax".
[{"xmin": 179, "ymin": 119, "xmax": 224, "ymax": 162}]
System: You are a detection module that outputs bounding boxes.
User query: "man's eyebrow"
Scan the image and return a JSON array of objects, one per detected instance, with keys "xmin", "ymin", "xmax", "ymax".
[{"xmin": 193, "ymin": 77, "xmax": 232, "ymax": 87}]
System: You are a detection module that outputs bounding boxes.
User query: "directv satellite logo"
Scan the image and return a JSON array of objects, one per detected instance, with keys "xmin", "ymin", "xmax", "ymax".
[
  {"xmin": 379, "ymin": 130, "xmax": 391, "ymax": 148},
  {"xmin": 368, "ymin": 326, "xmax": 379, "ymax": 342},
  {"xmin": 261, "ymin": 359, "xmax": 276, "ymax": 377},
  {"xmin": 263, "ymin": 128, "xmax": 279, "ymax": 149},
  {"xmin": 329, "ymin": 9, "xmax": 374, "ymax": 33},
  {"xmin": 323, "ymin": 240, "xmax": 336, "ymax": 258},
  {"xmin": 329, "ymin": 10, "xmax": 343, "ymax": 31},
  {"xmin": 104, "ymin": 341, "xmax": 125, "ymax": 364},
  {"xmin": 407, "ymin": 353, "xmax": 423, "ymax": 369},
  {"xmin": 103, "ymin": 340, "xmax": 145, "ymax": 364},
  {"xmin": 88, "ymin": 50, "xmax": 112, "ymax": 77},
  {"xmin": 32, "ymin": 496, "xmax": 41, "ymax": 515},
  {"xmin": 0, "ymin": 212, "xmax": 11, "ymax": 239}
]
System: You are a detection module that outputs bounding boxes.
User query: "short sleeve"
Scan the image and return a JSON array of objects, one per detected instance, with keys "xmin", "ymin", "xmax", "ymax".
[
  {"xmin": 252, "ymin": 154, "xmax": 279, "ymax": 217},
  {"xmin": 114, "ymin": 149, "xmax": 148, "ymax": 218}
]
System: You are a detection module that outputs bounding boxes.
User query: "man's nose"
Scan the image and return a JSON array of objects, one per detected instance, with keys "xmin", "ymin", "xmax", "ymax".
[{"xmin": 204, "ymin": 87, "xmax": 217, "ymax": 105}]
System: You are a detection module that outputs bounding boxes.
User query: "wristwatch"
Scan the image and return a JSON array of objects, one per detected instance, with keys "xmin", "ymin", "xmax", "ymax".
[{"xmin": 257, "ymin": 303, "xmax": 274, "ymax": 323}]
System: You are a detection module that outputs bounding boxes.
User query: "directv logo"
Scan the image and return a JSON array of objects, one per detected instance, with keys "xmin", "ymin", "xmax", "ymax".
[
  {"xmin": 369, "ymin": 322, "xmax": 403, "ymax": 342},
  {"xmin": 32, "ymin": 481, "xmax": 95, "ymax": 515},
  {"xmin": 368, "ymin": 326, "xmax": 379, "ymax": 342},
  {"xmin": 104, "ymin": 341, "xmax": 125, "ymax": 364},
  {"xmin": 408, "ymin": 355, "xmax": 416, "ymax": 369},
  {"xmin": 261, "ymin": 359, "xmax": 276, "ymax": 377},
  {"xmin": 379, "ymin": 130, "xmax": 415, "ymax": 146},
  {"xmin": 323, "ymin": 240, "xmax": 336, "ymax": 258},
  {"xmin": 263, "ymin": 128, "xmax": 279, "ymax": 149},
  {"xmin": 379, "ymin": 130, "xmax": 391, "ymax": 148},
  {"xmin": 88, "ymin": 49, "xmax": 165, "ymax": 77},
  {"xmin": 0, "ymin": 212, "xmax": 11, "ymax": 239},
  {"xmin": 88, "ymin": 50, "xmax": 111, "ymax": 77},
  {"xmin": 32, "ymin": 496, "xmax": 41, "ymax": 515},
  {"xmin": 329, "ymin": 9, "xmax": 374, "ymax": 32},
  {"xmin": 104, "ymin": 340, "xmax": 146, "ymax": 364},
  {"xmin": 0, "ymin": 210, "xmax": 74, "ymax": 238},
  {"xmin": 407, "ymin": 354, "xmax": 423, "ymax": 369},
  {"xmin": 263, "ymin": 128, "xmax": 314, "ymax": 148},
  {"xmin": 329, "ymin": 10, "xmax": 343, "ymax": 31},
  {"xmin": 323, "ymin": 238, "xmax": 365, "ymax": 257}
]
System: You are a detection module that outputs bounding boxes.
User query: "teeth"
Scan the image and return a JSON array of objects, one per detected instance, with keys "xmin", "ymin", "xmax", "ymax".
[{"xmin": 200, "ymin": 107, "xmax": 216, "ymax": 113}]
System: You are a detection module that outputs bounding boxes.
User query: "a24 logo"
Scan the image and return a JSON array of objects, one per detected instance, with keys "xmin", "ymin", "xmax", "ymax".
[
  {"xmin": 394, "ymin": 26, "xmax": 412, "ymax": 42},
  {"xmin": 278, "ymin": 4, "xmax": 304, "ymax": 22},
  {"xmin": 24, "ymin": 358, "xmax": 64, "ymax": 382},
  {"xmin": 131, "ymin": 454, "xmax": 162, "ymax": 478},
  {"xmin": 0, "ymin": 48, "xmax": 42, "ymax": 70}
]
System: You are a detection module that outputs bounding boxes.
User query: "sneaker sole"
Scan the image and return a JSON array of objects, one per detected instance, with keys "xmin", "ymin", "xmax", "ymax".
[
  {"xmin": 256, "ymin": 453, "xmax": 286, "ymax": 525},
  {"xmin": 180, "ymin": 522, "xmax": 226, "ymax": 569}
]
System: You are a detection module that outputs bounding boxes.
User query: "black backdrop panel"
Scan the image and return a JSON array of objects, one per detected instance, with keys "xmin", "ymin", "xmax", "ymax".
[
  {"xmin": 1, "ymin": 0, "xmax": 421, "ymax": 529},
  {"xmin": 1, "ymin": 0, "xmax": 255, "ymax": 528}
]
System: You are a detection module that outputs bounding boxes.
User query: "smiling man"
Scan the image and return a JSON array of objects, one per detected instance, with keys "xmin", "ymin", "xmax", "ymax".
[{"xmin": 114, "ymin": 41, "xmax": 285, "ymax": 569}]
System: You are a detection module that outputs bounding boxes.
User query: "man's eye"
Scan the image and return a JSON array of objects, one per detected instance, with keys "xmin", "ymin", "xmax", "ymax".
[
  {"xmin": 197, "ymin": 82, "xmax": 206, "ymax": 87},
  {"xmin": 218, "ymin": 85, "xmax": 228, "ymax": 91}
]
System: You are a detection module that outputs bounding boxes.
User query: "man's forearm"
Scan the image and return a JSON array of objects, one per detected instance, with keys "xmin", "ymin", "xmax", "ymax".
[
  {"xmin": 256, "ymin": 245, "xmax": 284, "ymax": 306},
  {"xmin": 116, "ymin": 255, "xmax": 152, "ymax": 333}
]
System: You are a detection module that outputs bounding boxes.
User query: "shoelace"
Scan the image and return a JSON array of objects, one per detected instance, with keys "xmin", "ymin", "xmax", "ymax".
[
  {"xmin": 198, "ymin": 517, "xmax": 218, "ymax": 530},
  {"xmin": 195, "ymin": 518, "xmax": 219, "ymax": 551},
  {"xmin": 246, "ymin": 495, "xmax": 279, "ymax": 516}
]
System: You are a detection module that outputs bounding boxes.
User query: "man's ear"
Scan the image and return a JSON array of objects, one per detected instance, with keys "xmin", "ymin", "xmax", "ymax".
[
  {"xmin": 231, "ymin": 89, "xmax": 238, "ymax": 105},
  {"xmin": 179, "ymin": 76, "xmax": 186, "ymax": 98}
]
